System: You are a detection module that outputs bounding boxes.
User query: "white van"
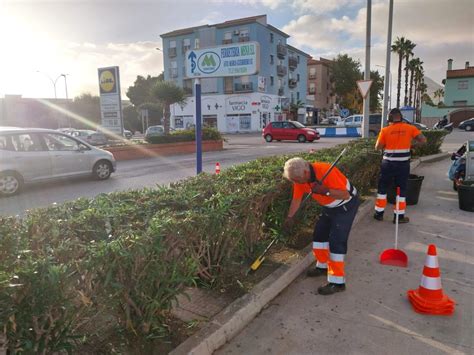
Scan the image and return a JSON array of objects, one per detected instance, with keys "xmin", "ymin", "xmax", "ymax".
[{"xmin": 0, "ymin": 127, "xmax": 116, "ymax": 196}]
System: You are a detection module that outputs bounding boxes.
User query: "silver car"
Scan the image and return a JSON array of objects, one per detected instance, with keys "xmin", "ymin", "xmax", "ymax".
[
  {"xmin": 0, "ymin": 127, "xmax": 116, "ymax": 196},
  {"xmin": 71, "ymin": 129, "xmax": 108, "ymax": 146}
]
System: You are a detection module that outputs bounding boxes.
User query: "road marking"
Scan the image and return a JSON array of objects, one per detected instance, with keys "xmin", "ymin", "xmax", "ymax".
[
  {"xmin": 406, "ymin": 241, "xmax": 474, "ymax": 266},
  {"xmin": 426, "ymin": 215, "xmax": 474, "ymax": 228},
  {"xmin": 418, "ymin": 230, "xmax": 474, "ymax": 245},
  {"xmin": 369, "ymin": 314, "xmax": 465, "ymax": 355}
]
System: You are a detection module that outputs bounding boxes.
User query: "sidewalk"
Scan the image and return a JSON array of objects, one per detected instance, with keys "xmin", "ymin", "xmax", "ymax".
[{"xmin": 216, "ymin": 158, "xmax": 473, "ymax": 355}]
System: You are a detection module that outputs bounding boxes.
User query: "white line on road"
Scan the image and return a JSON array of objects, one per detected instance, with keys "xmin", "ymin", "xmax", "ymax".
[{"xmin": 418, "ymin": 230, "xmax": 474, "ymax": 245}]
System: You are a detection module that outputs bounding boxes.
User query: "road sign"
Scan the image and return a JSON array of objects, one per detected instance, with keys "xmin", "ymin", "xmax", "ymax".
[
  {"xmin": 357, "ymin": 79, "xmax": 373, "ymax": 99},
  {"xmin": 186, "ymin": 42, "xmax": 260, "ymax": 78},
  {"xmin": 340, "ymin": 108, "xmax": 350, "ymax": 118},
  {"xmin": 98, "ymin": 66, "xmax": 123, "ymax": 136}
]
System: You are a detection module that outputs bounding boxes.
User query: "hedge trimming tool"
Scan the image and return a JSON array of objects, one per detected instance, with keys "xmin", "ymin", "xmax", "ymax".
[{"xmin": 248, "ymin": 148, "xmax": 347, "ymax": 273}]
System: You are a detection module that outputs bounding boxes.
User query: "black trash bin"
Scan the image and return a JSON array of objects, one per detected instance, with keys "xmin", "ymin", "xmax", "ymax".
[
  {"xmin": 458, "ymin": 181, "xmax": 474, "ymax": 212},
  {"xmin": 387, "ymin": 174, "xmax": 425, "ymax": 205}
]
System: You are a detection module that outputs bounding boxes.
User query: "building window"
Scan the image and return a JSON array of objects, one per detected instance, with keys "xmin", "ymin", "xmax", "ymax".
[
  {"xmin": 458, "ymin": 80, "xmax": 469, "ymax": 90},
  {"xmin": 309, "ymin": 67, "xmax": 316, "ymax": 79},
  {"xmin": 297, "ymin": 74, "xmax": 300, "ymax": 82},
  {"xmin": 183, "ymin": 38, "xmax": 191, "ymax": 53},
  {"xmin": 270, "ymin": 33, "xmax": 274, "ymax": 43},
  {"xmin": 453, "ymin": 100, "xmax": 467, "ymax": 107},
  {"xmin": 270, "ymin": 76, "xmax": 274, "ymax": 86},
  {"xmin": 297, "ymin": 55, "xmax": 300, "ymax": 63},
  {"xmin": 170, "ymin": 61, "xmax": 178, "ymax": 78},
  {"xmin": 194, "ymin": 38, "xmax": 200, "ymax": 49},
  {"xmin": 239, "ymin": 28, "xmax": 250, "ymax": 42},
  {"xmin": 309, "ymin": 83, "xmax": 316, "ymax": 94},
  {"xmin": 297, "ymin": 92, "xmax": 300, "ymax": 100},
  {"xmin": 170, "ymin": 40, "xmax": 176, "ymax": 48},
  {"xmin": 278, "ymin": 39, "xmax": 282, "ymax": 45},
  {"xmin": 270, "ymin": 55, "xmax": 274, "ymax": 65},
  {"xmin": 290, "ymin": 92, "xmax": 294, "ymax": 104},
  {"xmin": 223, "ymin": 32, "xmax": 232, "ymax": 44}
]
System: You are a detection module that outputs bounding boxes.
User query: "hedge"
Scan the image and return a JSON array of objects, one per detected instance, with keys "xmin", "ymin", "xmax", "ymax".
[
  {"xmin": 0, "ymin": 135, "xmax": 445, "ymax": 352},
  {"xmin": 145, "ymin": 128, "xmax": 222, "ymax": 144},
  {"xmin": 411, "ymin": 130, "xmax": 447, "ymax": 157}
]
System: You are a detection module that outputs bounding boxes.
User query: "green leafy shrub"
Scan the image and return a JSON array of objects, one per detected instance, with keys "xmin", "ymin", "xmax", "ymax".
[
  {"xmin": 412, "ymin": 130, "xmax": 447, "ymax": 157},
  {"xmin": 145, "ymin": 128, "xmax": 222, "ymax": 144},
  {"xmin": 0, "ymin": 136, "xmax": 441, "ymax": 352}
]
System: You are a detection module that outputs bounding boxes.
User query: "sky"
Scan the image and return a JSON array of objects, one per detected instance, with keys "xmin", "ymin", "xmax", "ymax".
[{"xmin": 1, "ymin": 0, "xmax": 473, "ymax": 100}]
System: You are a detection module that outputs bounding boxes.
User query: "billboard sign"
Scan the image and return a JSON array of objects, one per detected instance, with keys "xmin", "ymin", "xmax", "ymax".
[
  {"xmin": 98, "ymin": 66, "xmax": 123, "ymax": 135},
  {"xmin": 185, "ymin": 42, "xmax": 260, "ymax": 78}
]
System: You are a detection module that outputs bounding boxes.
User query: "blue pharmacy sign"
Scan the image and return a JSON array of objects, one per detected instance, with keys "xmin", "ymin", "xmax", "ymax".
[{"xmin": 186, "ymin": 42, "xmax": 260, "ymax": 78}]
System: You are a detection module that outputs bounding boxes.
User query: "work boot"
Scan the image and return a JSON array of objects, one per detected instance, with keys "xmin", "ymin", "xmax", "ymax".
[
  {"xmin": 373, "ymin": 212, "xmax": 384, "ymax": 221},
  {"xmin": 318, "ymin": 282, "xmax": 346, "ymax": 295},
  {"xmin": 306, "ymin": 267, "xmax": 327, "ymax": 277},
  {"xmin": 393, "ymin": 215, "xmax": 410, "ymax": 224}
]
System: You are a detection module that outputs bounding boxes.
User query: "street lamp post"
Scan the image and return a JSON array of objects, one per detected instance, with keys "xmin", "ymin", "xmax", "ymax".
[{"xmin": 37, "ymin": 71, "xmax": 69, "ymax": 127}]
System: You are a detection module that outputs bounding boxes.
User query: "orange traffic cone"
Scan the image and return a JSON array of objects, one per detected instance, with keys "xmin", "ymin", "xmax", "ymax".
[
  {"xmin": 407, "ymin": 244, "xmax": 455, "ymax": 315},
  {"xmin": 215, "ymin": 162, "xmax": 221, "ymax": 174}
]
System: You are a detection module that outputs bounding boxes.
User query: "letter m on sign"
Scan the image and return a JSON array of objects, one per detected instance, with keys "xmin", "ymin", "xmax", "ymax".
[{"xmin": 202, "ymin": 55, "xmax": 216, "ymax": 67}]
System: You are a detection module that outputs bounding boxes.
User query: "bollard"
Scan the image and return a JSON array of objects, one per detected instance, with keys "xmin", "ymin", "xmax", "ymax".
[{"xmin": 215, "ymin": 162, "xmax": 221, "ymax": 174}]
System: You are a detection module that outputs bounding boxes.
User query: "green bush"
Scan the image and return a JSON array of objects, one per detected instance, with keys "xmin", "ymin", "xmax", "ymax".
[
  {"xmin": 145, "ymin": 128, "xmax": 222, "ymax": 144},
  {"xmin": 412, "ymin": 130, "xmax": 447, "ymax": 157},
  {"xmin": 0, "ymin": 136, "xmax": 441, "ymax": 351}
]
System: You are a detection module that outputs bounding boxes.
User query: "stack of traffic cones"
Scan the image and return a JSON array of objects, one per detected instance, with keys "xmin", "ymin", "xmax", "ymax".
[
  {"xmin": 407, "ymin": 244, "xmax": 455, "ymax": 315},
  {"xmin": 215, "ymin": 162, "xmax": 221, "ymax": 174}
]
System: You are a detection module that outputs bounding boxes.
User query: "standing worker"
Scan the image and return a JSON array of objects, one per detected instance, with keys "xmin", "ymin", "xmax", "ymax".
[
  {"xmin": 374, "ymin": 108, "xmax": 426, "ymax": 223},
  {"xmin": 283, "ymin": 158, "xmax": 359, "ymax": 295}
]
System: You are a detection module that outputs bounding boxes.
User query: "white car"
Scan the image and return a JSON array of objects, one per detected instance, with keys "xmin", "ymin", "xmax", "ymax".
[
  {"xmin": 71, "ymin": 130, "xmax": 108, "ymax": 146},
  {"xmin": 341, "ymin": 115, "xmax": 363, "ymax": 127},
  {"xmin": 0, "ymin": 127, "xmax": 116, "ymax": 196}
]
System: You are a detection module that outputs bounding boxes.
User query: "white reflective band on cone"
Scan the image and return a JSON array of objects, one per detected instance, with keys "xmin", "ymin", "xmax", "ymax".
[
  {"xmin": 316, "ymin": 261, "xmax": 327, "ymax": 268},
  {"xmin": 313, "ymin": 242, "xmax": 329, "ymax": 249},
  {"xmin": 329, "ymin": 253, "xmax": 345, "ymax": 262},
  {"xmin": 424, "ymin": 255, "xmax": 439, "ymax": 268},
  {"xmin": 377, "ymin": 194, "xmax": 387, "ymax": 199},
  {"xmin": 375, "ymin": 206, "xmax": 385, "ymax": 212},
  {"xmin": 328, "ymin": 275, "xmax": 345, "ymax": 284},
  {"xmin": 421, "ymin": 275, "xmax": 442, "ymax": 290}
]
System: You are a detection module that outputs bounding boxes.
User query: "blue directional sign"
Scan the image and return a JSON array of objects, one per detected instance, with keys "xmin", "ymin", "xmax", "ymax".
[
  {"xmin": 186, "ymin": 42, "xmax": 260, "ymax": 78},
  {"xmin": 340, "ymin": 108, "xmax": 350, "ymax": 118}
]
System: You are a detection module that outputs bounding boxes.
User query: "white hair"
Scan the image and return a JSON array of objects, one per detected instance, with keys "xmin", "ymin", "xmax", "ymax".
[{"xmin": 283, "ymin": 157, "xmax": 308, "ymax": 181}]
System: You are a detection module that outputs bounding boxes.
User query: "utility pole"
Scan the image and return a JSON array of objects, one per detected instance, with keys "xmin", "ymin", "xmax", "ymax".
[
  {"xmin": 362, "ymin": 0, "xmax": 372, "ymax": 138},
  {"xmin": 382, "ymin": 0, "xmax": 394, "ymax": 128}
]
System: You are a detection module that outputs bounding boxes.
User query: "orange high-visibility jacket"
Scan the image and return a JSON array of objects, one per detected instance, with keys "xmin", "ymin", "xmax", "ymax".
[
  {"xmin": 292, "ymin": 162, "xmax": 356, "ymax": 208},
  {"xmin": 376, "ymin": 122, "xmax": 421, "ymax": 161}
]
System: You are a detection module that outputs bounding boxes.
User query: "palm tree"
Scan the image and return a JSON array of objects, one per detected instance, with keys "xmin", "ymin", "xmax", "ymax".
[
  {"xmin": 408, "ymin": 58, "xmax": 422, "ymax": 107},
  {"xmin": 433, "ymin": 88, "xmax": 444, "ymax": 104},
  {"xmin": 391, "ymin": 37, "xmax": 409, "ymax": 108},
  {"xmin": 403, "ymin": 39, "xmax": 416, "ymax": 107},
  {"xmin": 151, "ymin": 81, "xmax": 186, "ymax": 134},
  {"xmin": 290, "ymin": 100, "xmax": 305, "ymax": 120},
  {"xmin": 413, "ymin": 67, "xmax": 425, "ymax": 121}
]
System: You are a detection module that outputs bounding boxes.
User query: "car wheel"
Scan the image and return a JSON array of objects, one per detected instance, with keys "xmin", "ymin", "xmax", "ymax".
[
  {"xmin": 93, "ymin": 160, "xmax": 113, "ymax": 180},
  {"xmin": 298, "ymin": 135, "xmax": 306, "ymax": 143},
  {"xmin": 466, "ymin": 125, "xmax": 472, "ymax": 131},
  {"xmin": 265, "ymin": 134, "xmax": 273, "ymax": 142},
  {"xmin": 0, "ymin": 172, "xmax": 23, "ymax": 196}
]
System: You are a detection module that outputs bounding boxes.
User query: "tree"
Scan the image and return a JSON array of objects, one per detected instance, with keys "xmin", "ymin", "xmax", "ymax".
[
  {"xmin": 391, "ymin": 37, "xmax": 410, "ymax": 108},
  {"xmin": 123, "ymin": 105, "xmax": 141, "ymax": 133},
  {"xmin": 331, "ymin": 54, "xmax": 361, "ymax": 98},
  {"xmin": 433, "ymin": 88, "xmax": 444, "ymax": 104},
  {"xmin": 69, "ymin": 93, "xmax": 101, "ymax": 129},
  {"xmin": 290, "ymin": 100, "xmax": 305, "ymax": 120},
  {"xmin": 369, "ymin": 70, "xmax": 384, "ymax": 112},
  {"xmin": 408, "ymin": 58, "xmax": 422, "ymax": 107},
  {"xmin": 403, "ymin": 39, "xmax": 416, "ymax": 106},
  {"xmin": 126, "ymin": 73, "xmax": 164, "ymax": 107},
  {"xmin": 151, "ymin": 81, "xmax": 186, "ymax": 134}
]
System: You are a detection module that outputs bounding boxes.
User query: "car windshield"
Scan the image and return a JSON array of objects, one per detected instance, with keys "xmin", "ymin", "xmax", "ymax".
[{"xmin": 291, "ymin": 121, "xmax": 305, "ymax": 128}]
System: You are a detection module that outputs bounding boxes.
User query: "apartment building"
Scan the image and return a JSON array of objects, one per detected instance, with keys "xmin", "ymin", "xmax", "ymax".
[
  {"xmin": 306, "ymin": 57, "xmax": 337, "ymax": 115},
  {"xmin": 160, "ymin": 15, "xmax": 310, "ymax": 132}
]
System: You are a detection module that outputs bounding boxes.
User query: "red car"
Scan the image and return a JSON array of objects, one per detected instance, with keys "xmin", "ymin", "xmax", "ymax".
[{"xmin": 262, "ymin": 121, "xmax": 320, "ymax": 143}]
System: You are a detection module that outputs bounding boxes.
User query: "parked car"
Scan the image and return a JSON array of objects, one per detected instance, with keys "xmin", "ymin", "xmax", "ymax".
[
  {"xmin": 71, "ymin": 130, "xmax": 108, "ymax": 146},
  {"xmin": 0, "ymin": 127, "xmax": 116, "ymax": 196},
  {"xmin": 411, "ymin": 122, "xmax": 428, "ymax": 131},
  {"xmin": 458, "ymin": 118, "xmax": 474, "ymax": 131},
  {"xmin": 123, "ymin": 129, "xmax": 133, "ymax": 139},
  {"xmin": 321, "ymin": 116, "xmax": 342, "ymax": 125},
  {"xmin": 340, "ymin": 114, "xmax": 363, "ymax": 127},
  {"xmin": 262, "ymin": 121, "xmax": 320, "ymax": 143},
  {"xmin": 145, "ymin": 125, "xmax": 165, "ymax": 139}
]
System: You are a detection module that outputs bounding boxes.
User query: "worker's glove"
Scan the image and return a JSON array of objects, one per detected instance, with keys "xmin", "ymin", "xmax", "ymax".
[
  {"xmin": 311, "ymin": 182, "xmax": 330, "ymax": 196},
  {"xmin": 283, "ymin": 216, "xmax": 295, "ymax": 232}
]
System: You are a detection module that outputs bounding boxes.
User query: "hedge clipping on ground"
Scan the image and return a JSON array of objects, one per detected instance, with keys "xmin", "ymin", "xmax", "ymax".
[{"xmin": 0, "ymin": 135, "xmax": 446, "ymax": 353}]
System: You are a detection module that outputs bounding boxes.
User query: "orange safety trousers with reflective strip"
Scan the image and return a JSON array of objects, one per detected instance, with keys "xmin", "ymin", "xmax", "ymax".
[{"xmin": 312, "ymin": 242, "xmax": 345, "ymax": 284}]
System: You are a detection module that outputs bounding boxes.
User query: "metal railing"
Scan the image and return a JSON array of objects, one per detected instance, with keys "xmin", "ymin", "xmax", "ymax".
[
  {"xmin": 169, "ymin": 47, "xmax": 177, "ymax": 57},
  {"xmin": 277, "ymin": 44, "xmax": 287, "ymax": 58},
  {"xmin": 234, "ymin": 83, "xmax": 253, "ymax": 92},
  {"xmin": 277, "ymin": 65, "xmax": 287, "ymax": 77}
]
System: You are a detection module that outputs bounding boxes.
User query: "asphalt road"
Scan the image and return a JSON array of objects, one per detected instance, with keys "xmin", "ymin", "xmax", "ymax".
[{"xmin": 0, "ymin": 134, "xmax": 351, "ymax": 216}]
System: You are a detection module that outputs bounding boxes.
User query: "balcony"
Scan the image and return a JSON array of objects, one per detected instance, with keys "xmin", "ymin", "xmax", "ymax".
[
  {"xmin": 278, "ymin": 87, "xmax": 284, "ymax": 96},
  {"xmin": 277, "ymin": 65, "xmax": 287, "ymax": 77},
  {"xmin": 289, "ymin": 56, "xmax": 298, "ymax": 70},
  {"xmin": 309, "ymin": 88, "xmax": 316, "ymax": 94},
  {"xmin": 222, "ymin": 39, "xmax": 233, "ymax": 44},
  {"xmin": 168, "ymin": 47, "xmax": 177, "ymax": 57},
  {"xmin": 238, "ymin": 36, "xmax": 250, "ymax": 42},
  {"xmin": 289, "ymin": 78, "xmax": 298, "ymax": 88},
  {"xmin": 169, "ymin": 68, "xmax": 178, "ymax": 78},
  {"xmin": 234, "ymin": 82, "xmax": 253, "ymax": 93},
  {"xmin": 277, "ymin": 44, "xmax": 287, "ymax": 58},
  {"xmin": 309, "ymin": 74, "xmax": 316, "ymax": 80}
]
